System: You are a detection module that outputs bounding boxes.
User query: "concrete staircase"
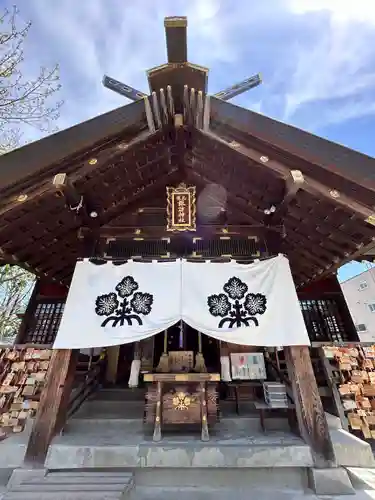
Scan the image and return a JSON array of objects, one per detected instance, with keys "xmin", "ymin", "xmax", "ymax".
[
  {"xmin": 2, "ymin": 388, "xmax": 375, "ymax": 497},
  {"xmin": 3, "ymin": 388, "xmax": 373, "ymax": 497},
  {"xmin": 3, "ymin": 470, "xmax": 134, "ymax": 499}
]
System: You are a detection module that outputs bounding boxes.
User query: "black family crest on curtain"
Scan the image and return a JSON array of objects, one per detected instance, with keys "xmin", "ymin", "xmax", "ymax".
[
  {"xmin": 95, "ymin": 276, "xmax": 153, "ymax": 327},
  {"xmin": 207, "ymin": 277, "xmax": 267, "ymax": 328}
]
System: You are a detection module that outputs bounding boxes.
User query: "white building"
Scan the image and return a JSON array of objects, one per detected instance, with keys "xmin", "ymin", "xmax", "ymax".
[{"xmin": 340, "ymin": 267, "xmax": 375, "ymax": 341}]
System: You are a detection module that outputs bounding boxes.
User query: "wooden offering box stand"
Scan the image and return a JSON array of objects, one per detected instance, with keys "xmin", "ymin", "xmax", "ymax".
[{"xmin": 144, "ymin": 373, "xmax": 220, "ymax": 441}]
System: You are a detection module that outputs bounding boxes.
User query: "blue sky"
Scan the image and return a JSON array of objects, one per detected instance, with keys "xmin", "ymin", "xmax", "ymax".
[{"xmin": 2, "ymin": 0, "xmax": 375, "ymax": 282}]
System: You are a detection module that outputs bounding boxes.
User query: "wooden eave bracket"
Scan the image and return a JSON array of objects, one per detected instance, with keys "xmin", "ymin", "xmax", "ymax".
[
  {"xmin": 202, "ymin": 129, "xmax": 375, "ymax": 224},
  {"xmin": 278, "ymin": 170, "xmax": 305, "ymax": 213},
  {"xmin": 52, "ymin": 173, "xmax": 88, "ymax": 219}
]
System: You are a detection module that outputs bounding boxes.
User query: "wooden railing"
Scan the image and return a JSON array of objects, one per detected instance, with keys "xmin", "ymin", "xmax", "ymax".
[{"xmin": 66, "ymin": 360, "xmax": 104, "ymax": 421}]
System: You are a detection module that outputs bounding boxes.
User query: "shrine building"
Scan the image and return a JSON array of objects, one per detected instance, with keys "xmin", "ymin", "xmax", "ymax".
[{"xmin": 0, "ymin": 16, "xmax": 375, "ymax": 498}]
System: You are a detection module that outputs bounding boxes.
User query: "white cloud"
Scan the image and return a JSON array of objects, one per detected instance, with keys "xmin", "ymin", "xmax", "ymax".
[
  {"xmin": 283, "ymin": 0, "xmax": 375, "ymax": 125},
  {"xmin": 288, "ymin": 0, "xmax": 375, "ymax": 24},
  {"xmin": 4, "ymin": 0, "xmax": 375, "ymax": 141}
]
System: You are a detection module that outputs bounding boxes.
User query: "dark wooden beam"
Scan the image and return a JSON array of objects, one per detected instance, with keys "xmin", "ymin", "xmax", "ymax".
[
  {"xmin": 80, "ymin": 224, "xmax": 278, "ymax": 239},
  {"xmin": 213, "ymin": 74, "xmax": 262, "ymax": 101},
  {"xmin": 0, "ymin": 99, "xmax": 147, "ymax": 193},
  {"xmin": 102, "ymin": 75, "xmax": 147, "ymax": 101},
  {"xmin": 284, "ymin": 346, "xmax": 336, "ymax": 467},
  {"xmin": 202, "ymin": 129, "xmax": 375, "ymax": 224},
  {"xmin": 0, "ymin": 184, "xmax": 52, "ymax": 217},
  {"xmin": 24, "ymin": 349, "xmax": 78, "ymax": 466},
  {"xmin": 164, "ymin": 17, "xmax": 188, "ymax": 63}
]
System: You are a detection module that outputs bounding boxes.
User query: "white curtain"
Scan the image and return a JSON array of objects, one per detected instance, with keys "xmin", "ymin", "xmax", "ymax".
[
  {"xmin": 181, "ymin": 255, "xmax": 310, "ymax": 346},
  {"xmin": 53, "ymin": 256, "xmax": 310, "ymax": 349},
  {"xmin": 53, "ymin": 260, "xmax": 181, "ymax": 349}
]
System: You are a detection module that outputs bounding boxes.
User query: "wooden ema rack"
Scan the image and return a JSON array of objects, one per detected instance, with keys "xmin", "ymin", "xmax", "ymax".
[
  {"xmin": 323, "ymin": 345, "xmax": 375, "ymax": 439},
  {"xmin": 0, "ymin": 348, "xmax": 52, "ymax": 441}
]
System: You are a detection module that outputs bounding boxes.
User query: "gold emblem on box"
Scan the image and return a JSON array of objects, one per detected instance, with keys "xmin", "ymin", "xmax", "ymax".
[{"xmin": 172, "ymin": 392, "xmax": 191, "ymax": 410}]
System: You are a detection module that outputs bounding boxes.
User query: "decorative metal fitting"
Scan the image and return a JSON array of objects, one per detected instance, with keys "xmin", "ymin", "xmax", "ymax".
[{"xmin": 69, "ymin": 195, "xmax": 83, "ymax": 213}]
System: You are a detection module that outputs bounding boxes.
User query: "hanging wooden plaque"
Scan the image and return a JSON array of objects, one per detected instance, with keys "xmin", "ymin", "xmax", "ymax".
[{"xmin": 166, "ymin": 183, "xmax": 196, "ymax": 232}]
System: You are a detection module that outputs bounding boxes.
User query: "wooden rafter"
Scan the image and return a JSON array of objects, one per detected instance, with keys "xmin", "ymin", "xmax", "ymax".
[
  {"xmin": 316, "ymin": 238, "xmax": 375, "ymax": 283},
  {"xmin": 68, "ymin": 129, "xmax": 156, "ymax": 184},
  {"xmin": 287, "ymin": 207, "xmax": 362, "ymax": 249},
  {"xmin": 284, "ymin": 225, "xmax": 340, "ymax": 262},
  {"xmin": 0, "ymin": 129, "xmax": 157, "ymax": 219},
  {"xmin": 185, "ymin": 168, "xmax": 264, "ymax": 225},
  {"xmin": 292, "ymin": 246, "xmax": 332, "ymax": 271},
  {"xmin": 201, "ymin": 129, "xmax": 375, "ymax": 224},
  {"xmin": 101, "ymin": 168, "xmax": 180, "ymax": 226}
]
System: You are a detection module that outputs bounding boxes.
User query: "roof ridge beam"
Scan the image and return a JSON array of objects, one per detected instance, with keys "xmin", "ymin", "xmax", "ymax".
[
  {"xmin": 164, "ymin": 17, "xmax": 188, "ymax": 63},
  {"xmin": 201, "ymin": 129, "xmax": 375, "ymax": 225}
]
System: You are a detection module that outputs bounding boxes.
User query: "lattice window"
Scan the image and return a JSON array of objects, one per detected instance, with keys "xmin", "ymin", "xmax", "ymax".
[
  {"xmin": 105, "ymin": 239, "xmax": 170, "ymax": 259},
  {"xmin": 299, "ymin": 299, "xmax": 349, "ymax": 342},
  {"xmin": 24, "ymin": 300, "xmax": 65, "ymax": 344},
  {"xmin": 192, "ymin": 237, "xmax": 261, "ymax": 258}
]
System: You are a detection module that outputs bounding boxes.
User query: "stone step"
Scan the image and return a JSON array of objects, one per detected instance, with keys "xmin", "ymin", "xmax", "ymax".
[
  {"xmin": 4, "ymin": 470, "xmax": 134, "ymax": 500},
  {"xmin": 129, "ymin": 487, "xmax": 307, "ymax": 500},
  {"xmin": 72, "ymin": 400, "xmax": 144, "ymax": 419},
  {"xmin": 72, "ymin": 398, "xmax": 283, "ymax": 420},
  {"xmin": 65, "ymin": 415, "xmax": 291, "ymax": 434},
  {"xmin": 94, "ymin": 388, "xmax": 146, "ymax": 401},
  {"xmin": 47, "ymin": 429, "xmax": 311, "ymax": 469},
  {"xmin": 133, "ymin": 467, "xmax": 307, "ymax": 489},
  {"xmin": 3, "ymin": 492, "xmax": 124, "ymax": 499},
  {"xmin": 130, "ymin": 468, "xmax": 314, "ymax": 499},
  {"xmin": 130, "ymin": 468, "xmax": 356, "ymax": 497}
]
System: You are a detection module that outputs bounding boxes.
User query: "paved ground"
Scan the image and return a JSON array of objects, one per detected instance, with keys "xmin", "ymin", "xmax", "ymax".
[{"xmin": 128, "ymin": 485, "xmax": 375, "ymax": 500}]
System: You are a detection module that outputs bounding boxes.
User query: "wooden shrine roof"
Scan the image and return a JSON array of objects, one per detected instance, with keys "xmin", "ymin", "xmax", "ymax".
[
  {"xmin": 0, "ymin": 16, "xmax": 374, "ymax": 288},
  {"xmin": 0, "ymin": 95, "xmax": 373, "ymax": 288}
]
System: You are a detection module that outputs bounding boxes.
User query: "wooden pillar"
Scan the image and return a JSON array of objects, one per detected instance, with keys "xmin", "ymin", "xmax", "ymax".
[
  {"xmin": 24, "ymin": 349, "xmax": 78, "ymax": 467},
  {"xmin": 105, "ymin": 345, "xmax": 120, "ymax": 384},
  {"xmin": 284, "ymin": 346, "xmax": 336, "ymax": 468},
  {"xmin": 15, "ymin": 280, "xmax": 40, "ymax": 344}
]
